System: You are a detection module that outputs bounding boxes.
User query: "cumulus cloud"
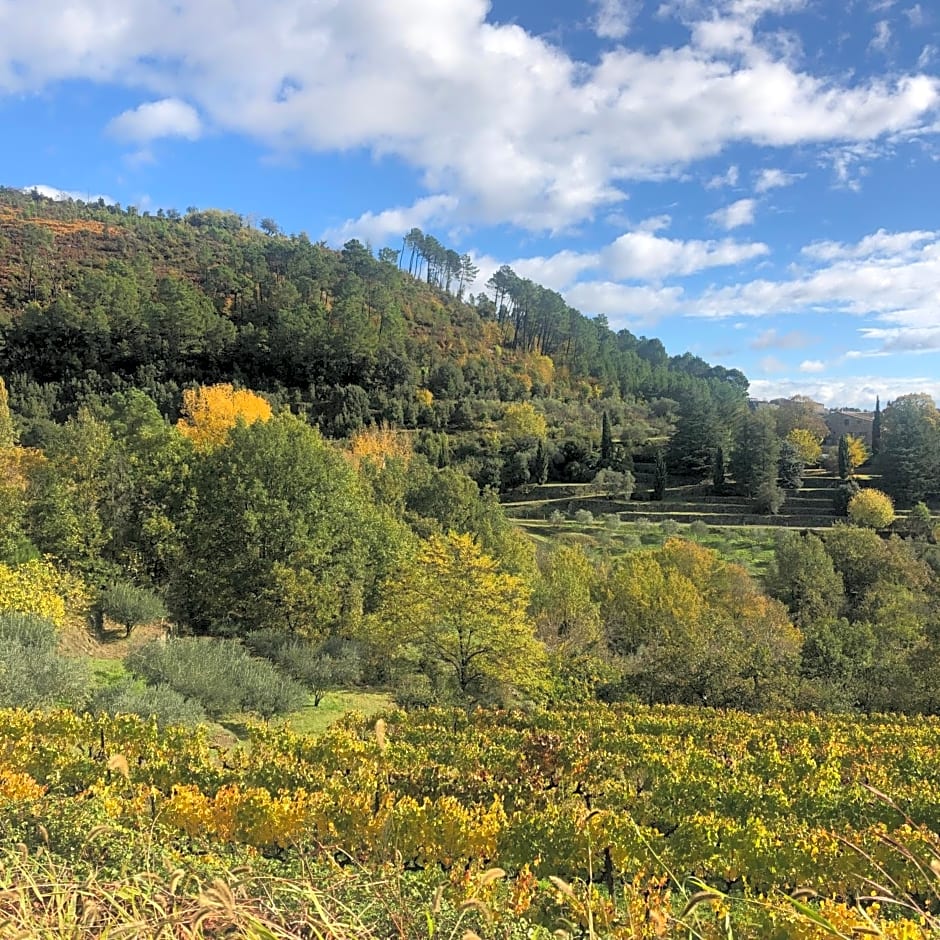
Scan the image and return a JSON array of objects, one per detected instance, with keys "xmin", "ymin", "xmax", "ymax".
[
  {"xmin": 749, "ymin": 375, "xmax": 940, "ymax": 408},
  {"xmin": 0, "ymin": 0, "xmax": 936, "ymax": 231},
  {"xmin": 22, "ymin": 184, "xmax": 115, "ymax": 204},
  {"xmin": 754, "ymin": 167, "xmax": 799, "ymax": 192},
  {"xmin": 750, "ymin": 328, "xmax": 814, "ymax": 349},
  {"xmin": 107, "ymin": 98, "xmax": 202, "ymax": 143},
  {"xmin": 799, "ymin": 359, "xmax": 826, "ymax": 372},
  {"xmin": 323, "ymin": 194, "xmax": 459, "ymax": 247},
  {"xmin": 603, "ymin": 230, "xmax": 769, "ymax": 278},
  {"xmin": 591, "ymin": 0, "xmax": 639, "ymax": 39},
  {"xmin": 706, "ymin": 165, "xmax": 740, "ymax": 188},
  {"xmin": 709, "ymin": 198, "xmax": 757, "ymax": 229}
]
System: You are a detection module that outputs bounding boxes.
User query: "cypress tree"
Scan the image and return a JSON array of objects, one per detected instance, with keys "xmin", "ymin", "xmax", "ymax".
[
  {"xmin": 532, "ymin": 438, "xmax": 549, "ymax": 484},
  {"xmin": 653, "ymin": 450, "xmax": 667, "ymax": 501},
  {"xmin": 872, "ymin": 396, "xmax": 882, "ymax": 455},
  {"xmin": 838, "ymin": 434, "xmax": 850, "ymax": 480},
  {"xmin": 600, "ymin": 411, "xmax": 613, "ymax": 468},
  {"xmin": 712, "ymin": 445, "xmax": 725, "ymax": 492}
]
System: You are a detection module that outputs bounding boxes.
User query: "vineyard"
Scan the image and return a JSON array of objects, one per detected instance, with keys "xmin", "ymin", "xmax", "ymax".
[{"xmin": 1, "ymin": 703, "xmax": 938, "ymax": 937}]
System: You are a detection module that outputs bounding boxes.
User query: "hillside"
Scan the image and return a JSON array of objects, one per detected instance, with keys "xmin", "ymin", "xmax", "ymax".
[{"xmin": 0, "ymin": 186, "xmax": 748, "ymax": 480}]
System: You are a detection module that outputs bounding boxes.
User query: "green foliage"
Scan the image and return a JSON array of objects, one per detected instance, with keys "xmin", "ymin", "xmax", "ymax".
[
  {"xmin": 245, "ymin": 631, "xmax": 362, "ymax": 706},
  {"xmin": 100, "ymin": 580, "xmax": 167, "ymax": 637},
  {"xmin": 174, "ymin": 414, "xmax": 407, "ymax": 638},
  {"xmin": 711, "ymin": 444, "xmax": 725, "ymax": 492},
  {"xmin": 730, "ymin": 409, "xmax": 779, "ymax": 497},
  {"xmin": 0, "ymin": 376, "xmax": 14, "ymax": 447},
  {"xmin": 880, "ymin": 393, "xmax": 940, "ymax": 506},
  {"xmin": 88, "ymin": 679, "xmax": 207, "ymax": 727},
  {"xmin": 753, "ymin": 480, "xmax": 786, "ymax": 515},
  {"xmin": 126, "ymin": 637, "xmax": 307, "ymax": 718},
  {"xmin": 766, "ymin": 531, "xmax": 844, "ymax": 629},
  {"xmin": 370, "ymin": 531, "xmax": 548, "ymax": 703},
  {"xmin": 907, "ymin": 501, "xmax": 934, "ymax": 540},
  {"xmin": 777, "ymin": 439, "xmax": 804, "ymax": 490},
  {"xmin": 652, "ymin": 450, "xmax": 667, "ymax": 500},
  {"xmin": 0, "ymin": 611, "xmax": 89, "ymax": 709}
]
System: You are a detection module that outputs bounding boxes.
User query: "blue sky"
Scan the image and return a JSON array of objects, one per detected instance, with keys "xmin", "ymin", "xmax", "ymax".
[{"xmin": 1, "ymin": 0, "xmax": 939, "ymax": 407}]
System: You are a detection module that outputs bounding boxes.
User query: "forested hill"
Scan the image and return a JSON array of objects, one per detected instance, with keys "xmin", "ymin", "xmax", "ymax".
[{"xmin": 0, "ymin": 186, "xmax": 746, "ymax": 462}]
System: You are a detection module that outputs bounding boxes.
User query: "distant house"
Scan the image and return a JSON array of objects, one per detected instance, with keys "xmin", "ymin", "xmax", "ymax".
[{"xmin": 824, "ymin": 409, "xmax": 874, "ymax": 448}]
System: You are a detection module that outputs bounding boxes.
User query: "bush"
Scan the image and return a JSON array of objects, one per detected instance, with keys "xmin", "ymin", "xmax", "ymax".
[
  {"xmin": 848, "ymin": 488, "xmax": 896, "ymax": 529},
  {"xmin": 548, "ymin": 509, "xmax": 566, "ymax": 524},
  {"xmin": 754, "ymin": 482, "xmax": 786, "ymax": 515},
  {"xmin": 834, "ymin": 478, "xmax": 860, "ymax": 515},
  {"xmin": 394, "ymin": 673, "xmax": 437, "ymax": 709},
  {"xmin": 0, "ymin": 612, "xmax": 88, "ymax": 709},
  {"xmin": 100, "ymin": 581, "xmax": 167, "ymax": 637},
  {"xmin": 126, "ymin": 637, "xmax": 307, "ymax": 718},
  {"xmin": 573, "ymin": 509, "xmax": 594, "ymax": 524},
  {"xmin": 244, "ymin": 631, "xmax": 362, "ymax": 706},
  {"xmin": 659, "ymin": 519, "xmax": 679, "ymax": 536},
  {"xmin": 688, "ymin": 520, "xmax": 710, "ymax": 538},
  {"xmin": 88, "ymin": 680, "xmax": 207, "ymax": 728}
]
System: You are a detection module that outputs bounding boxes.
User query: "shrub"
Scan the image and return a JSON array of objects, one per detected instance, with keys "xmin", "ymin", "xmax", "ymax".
[
  {"xmin": 394, "ymin": 673, "xmax": 437, "ymax": 709},
  {"xmin": 848, "ymin": 488, "xmax": 896, "ymax": 529},
  {"xmin": 88, "ymin": 680, "xmax": 207, "ymax": 728},
  {"xmin": 659, "ymin": 519, "xmax": 679, "ymax": 536},
  {"xmin": 834, "ymin": 478, "xmax": 860, "ymax": 515},
  {"xmin": 754, "ymin": 482, "xmax": 786, "ymax": 515},
  {"xmin": 245, "ymin": 631, "xmax": 362, "ymax": 706},
  {"xmin": 126, "ymin": 637, "xmax": 307, "ymax": 718},
  {"xmin": 688, "ymin": 520, "xmax": 710, "ymax": 538},
  {"xmin": 0, "ymin": 612, "xmax": 89, "ymax": 709},
  {"xmin": 100, "ymin": 581, "xmax": 168, "ymax": 637},
  {"xmin": 573, "ymin": 509, "xmax": 594, "ymax": 524},
  {"xmin": 548, "ymin": 509, "xmax": 566, "ymax": 524},
  {"xmin": 0, "ymin": 559, "xmax": 68, "ymax": 626}
]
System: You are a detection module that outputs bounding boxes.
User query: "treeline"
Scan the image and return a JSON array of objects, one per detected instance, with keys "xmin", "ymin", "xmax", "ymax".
[
  {"xmin": 0, "ymin": 187, "xmax": 748, "ymax": 491},
  {"xmin": 2, "ymin": 378, "xmax": 940, "ymax": 718}
]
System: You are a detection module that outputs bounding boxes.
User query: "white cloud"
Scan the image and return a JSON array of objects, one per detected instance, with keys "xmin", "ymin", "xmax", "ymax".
[
  {"xmin": 759, "ymin": 355, "xmax": 787, "ymax": 373},
  {"xmin": 750, "ymin": 327, "xmax": 814, "ymax": 349},
  {"xmin": 107, "ymin": 98, "xmax": 202, "ymax": 143},
  {"xmin": 603, "ymin": 230, "xmax": 769, "ymax": 278},
  {"xmin": 323, "ymin": 194, "xmax": 458, "ymax": 247},
  {"xmin": 0, "ymin": 0, "xmax": 936, "ymax": 232},
  {"xmin": 709, "ymin": 198, "xmax": 757, "ymax": 229},
  {"xmin": 688, "ymin": 228, "xmax": 940, "ymax": 356},
  {"xmin": 22, "ymin": 184, "xmax": 115, "ymax": 204},
  {"xmin": 706, "ymin": 165, "xmax": 740, "ymax": 188},
  {"xmin": 799, "ymin": 359, "xmax": 826, "ymax": 372},
  {"xmin": 754, "ymin": 167, "xmax": 799, "ymax": 192},
  {"xmin": 749, "ymin": 376, "xmax": 940, "ymax": 408},
  {"xmin": 564, "ymin": 281, "xmax": 684, "ymax": 323},
  {"xmin": 869, "ymin": 20, "xmax": 891, "ymax": 54},
  {"xmin": 591, "ymin": 0, "xmax": 639, "ymax": 39}
]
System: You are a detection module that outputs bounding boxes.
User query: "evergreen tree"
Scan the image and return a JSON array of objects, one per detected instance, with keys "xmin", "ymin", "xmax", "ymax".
[
  {"xmin": 778, "ymin": 439, "xmax": 805, "ymax": 490},
  {"xmin": 600, "ymin": 411, "xmax": 613, "ymax": 468},
  {"xmin": 730, "ymin": 410, "xmax": 779, "ymax": 497},
  {"xmin": 532, "ymin": 438, "xmax": 549, "ymax": 485},
  {"xmin": 652, "ymin": 450, "xmax": 667, "ymax": 501},
  {"xmin": 712, "ymin": 445, "xmax": 725, "ymax": 492},
  {"xmin": 872, "ymin": 396, "xmax": 882, "ymax": 455},
  {"xmin": 838, "ymin": 434, "xmax": 851, "ymax": 480},
  {"xmin": 880, "ymin": 394, "xmax": 940, "ymax": 507}
]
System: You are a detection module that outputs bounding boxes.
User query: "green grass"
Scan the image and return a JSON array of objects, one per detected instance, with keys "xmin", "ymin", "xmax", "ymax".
[
  {"xmin": 286, "ymin": 689, "xmax": 395, "ymax": 736},
  {"xmin": 87, "ymin": 656, "xmax": 130, "ymax": 686},
  {"xmin": 518, "ymin": 517, "xmax": 779, "ymax": 575}
]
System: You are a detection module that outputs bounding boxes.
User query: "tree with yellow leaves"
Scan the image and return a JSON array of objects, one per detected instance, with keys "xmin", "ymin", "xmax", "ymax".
[
  {"xmin": 176, "ymin": 383, "xmax": 272, "ymax": 450},
  {"xmin": 348, "ymin": 424, "xmax": 413, "ymax": 470},
  {"xmin": 372, "ymin": 531, "xmax": 548, "ymax": 702},
  {"xmin": 786, "ymin": 428, "xmax": 823, "ymax": 466}
]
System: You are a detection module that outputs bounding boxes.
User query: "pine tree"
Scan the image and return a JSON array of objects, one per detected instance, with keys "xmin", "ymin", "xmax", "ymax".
[{"xmin": 600, "ymin": 412, "xmax": 613, "ymax": 468}]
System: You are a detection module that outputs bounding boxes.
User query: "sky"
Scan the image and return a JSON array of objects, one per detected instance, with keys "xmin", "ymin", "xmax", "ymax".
[{"xmin": 1, "ymin": 0, "xmax": 939, "ymax": 407}]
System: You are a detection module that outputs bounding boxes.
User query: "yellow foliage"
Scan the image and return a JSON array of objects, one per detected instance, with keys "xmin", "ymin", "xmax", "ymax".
[
  {"xmin": 415, "ymin": 388, "xmax": 434, "ymax": 407},
  {"xmin": 787, "ymin": 428, "xmax": 823, "ymax": 466},
  {"xmin": 348, "ymin": 424, "xmax": 413, "ymax": 470},
  {"xmin": 844, "ymin": 433, "xmax": 869, "ymax": 473},
  {"xmin": 526, "ymin": 353, "xmax": 555, "ymax": 388},
  {"xmin": 848, "ymin": 488, "xmax": 896, "ymax": 529},
  {"xmin": 176, "ymin": 383, "xmax": 272, "ymax": 450},
  {"xmin": 0, "ymin": 766, "xmax": 44, "ymax": 802},
  {"xmin": 0, "ymin": 559, "xmax": 71, "ymax": 626},
  {"xmin": 501, "ymin": 402, "xmax": 547, "ymax": 441}
]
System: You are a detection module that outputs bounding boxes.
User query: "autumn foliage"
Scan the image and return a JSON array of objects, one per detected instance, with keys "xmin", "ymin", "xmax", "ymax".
[{"xmin": 176, "ymin": 383, "xmax": 272, "ymax": 450}]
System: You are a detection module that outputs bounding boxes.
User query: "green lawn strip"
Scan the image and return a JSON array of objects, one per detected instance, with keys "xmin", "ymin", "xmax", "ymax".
[{"xmin": 286, "ymin": 690, "xmax": 395, "ymax": 737}]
